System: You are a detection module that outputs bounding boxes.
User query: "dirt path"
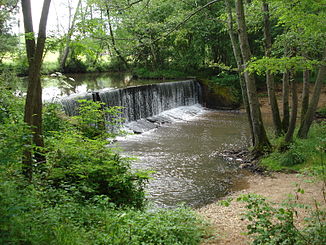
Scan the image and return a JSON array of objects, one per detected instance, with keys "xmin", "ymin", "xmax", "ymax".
[{"xmin": 197, "ymin": 172, "xmax": 325, "ymax": 245}]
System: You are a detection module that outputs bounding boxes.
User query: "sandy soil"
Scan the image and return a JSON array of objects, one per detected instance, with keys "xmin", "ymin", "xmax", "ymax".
[
  {"xmin": 197, "ymin": 172, "xmax": 325, "ymax": 245},
  {"xmin": 259, "ymin": 85, "xmax": 326, "ymax": 115}
]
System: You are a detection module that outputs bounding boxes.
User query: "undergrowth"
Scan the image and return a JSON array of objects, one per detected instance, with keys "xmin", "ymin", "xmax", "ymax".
[{"xmin": 260, "ymin": 122, "xmax": 326, "ymax": 171}]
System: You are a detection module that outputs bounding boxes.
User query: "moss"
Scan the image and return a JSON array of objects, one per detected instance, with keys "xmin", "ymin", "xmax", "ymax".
[{"xmin": 198, "ymin": 78, "xmax": 241, "ymax": 109}]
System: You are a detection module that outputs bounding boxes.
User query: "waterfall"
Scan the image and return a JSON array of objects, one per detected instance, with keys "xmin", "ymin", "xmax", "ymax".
[{"xmin": 60, "ymin": 80, "xmax": 202, "ymax": 123}]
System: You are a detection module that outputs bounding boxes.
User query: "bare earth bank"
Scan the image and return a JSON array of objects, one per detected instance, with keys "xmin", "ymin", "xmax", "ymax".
[{"xmin": 197, "ymin": 173, "xmax": 325, "ymax": 245}]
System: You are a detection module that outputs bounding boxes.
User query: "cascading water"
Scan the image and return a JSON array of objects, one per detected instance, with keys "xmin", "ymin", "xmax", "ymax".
[{"xmin": 60, "ymin": 80, "xmax": 202, "ymax": 123}]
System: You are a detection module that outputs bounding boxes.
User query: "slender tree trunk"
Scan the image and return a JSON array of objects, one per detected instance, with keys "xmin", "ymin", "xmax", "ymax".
[
  {"xmin": 282, "ymin": 71, "xmax": 290, "ymax": 131},
  {"xmin": 21, "ymin": 0, "xmax": 51, "ymax": 179},
  {"xmin": 284, "ymin": 71, "xmax": 298, "ymax": 143},
  {"xmin": 235, "ymin": 0, "xmax": 271, "ymax": 154},
  {"xmin": 224, "ymin": 0, "xmax": 254, "ymax": 146},
  {"xmin": 59, "ymin": 0, "xmax": 82, "ymax": 71},
  {"xmin": 298, "ymin": 47, "xmax": 326, "ymax": 138},
  {"xmin": 300, "ymin": 69, "xmax": 310, "ymax": 122},
  {"xmin": 262, "ymin": 1, "xmax": 282, "ymax": 136},
  {"xmin": 105, "ymin": 4, "xmax": 130, "ymax": 71}
]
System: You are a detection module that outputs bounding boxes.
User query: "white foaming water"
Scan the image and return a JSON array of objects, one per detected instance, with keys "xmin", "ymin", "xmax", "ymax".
[
  {"xmin": 116, "ymin": 104, "xmax": 207, "ymax": 141},
  {"xmin": 158, "ymin": 104, "xmax": 206, "ymax": 122}
]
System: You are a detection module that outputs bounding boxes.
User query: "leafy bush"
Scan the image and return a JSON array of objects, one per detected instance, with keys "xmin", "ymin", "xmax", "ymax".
[
  {"xmin": 261, "ymin": 123, "xmax": 326, "ymax": 171},
  {"xmin": 211, "ymin": 72, "xmax": 242, "ymax": 103},
  {"xmin": 133, "ymin": 67, "xmax": 187, "ymax": 79},
  {"xmin": 235, "ymin": 193, "xmax": 326, "ymax": 245},
  {"xmin": 0, "ymin": 72, "xmax": 31, "ymax": 167},
  {"xmin": 63, "ymin": 58, "xmax": 87, "ymax": 73},
  {"xmin": 45, "ymin": 131, "xmax": 149, "ymax": 208},
  {"xmin": 316, "ymin": 106, "xmax": 326, "ymax": 117},
  {"xmin": 72, "ymin": 99, "xmax": 123, "ymax": 139},
  {"xmin": 89, "ymin": 206, "xmax": 208, "ymax": 245},
  {"xmin": 0, "ymin": 180, "xmax": 208, "ymax": 245},
  {"xmin": 43, "ymin": 103, "xmax": 70, "ymax": 137}
]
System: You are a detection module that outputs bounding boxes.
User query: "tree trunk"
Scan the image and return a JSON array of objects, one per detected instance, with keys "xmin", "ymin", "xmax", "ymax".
[
  {"xmin": 282, "ymin": 71, "xmax": 290, "ymax": 131},
  {"xmin": 21, "ymin": 0, "xmax": 51, "ymax": 179},
  {"xmin": 105, "ymin": 4, "xmax": 130, "ymax": 71},
  {"xmin": 284, "ymin": 71, "xmax": 298, "ymax": 143},
  {"xmin": 298, "ymin": 47, "xmax": 326, "ymax": 138},
  {"xmin": 224, "ymin": 0, "xmax": 254, "ymax": 146},
  {"xmin": 300, "ymin": 69, "xmax": 310, "ymax": 122},
  {"xmin": 235, "ymin": 0, "xmax": 271, "ymax": 154},
  {"xmin": 59, "ymin": 0, "xmax": 82, "ymax": 71},
  {"xmin": 262, "ymin": 1, "xmax": 282, "ymax": 136}
]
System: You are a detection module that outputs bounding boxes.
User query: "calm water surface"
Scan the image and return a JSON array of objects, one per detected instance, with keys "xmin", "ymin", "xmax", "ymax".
[
  {"xmin": 117, "ymin": 109, "xmax": 251, "ymax": 208},
  {"xmin": 20, "ymin": 72, "xmax": 174, "ymax": 100}
]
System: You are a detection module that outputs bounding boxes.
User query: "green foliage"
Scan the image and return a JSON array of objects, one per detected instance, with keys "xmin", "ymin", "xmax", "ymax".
[
  {"xmin": 73, "ymin": 99, "xmax": 123, "ymax": 139},
  {"xmin": 63, "ymin": 58, "xmax": 88, "ymax": 73},
  {"xmin": 0, "ymin": 179, "xmax": 207, "ymax": 244},
  {"xmin": 237, "ymin": 193, "xmax": 326, "ymax": 245},
  {"xmin": 0, "ymin": 71, "xmax": 30, "ymax": 167},
  {"xmin": 261, "ymin": 123, "xmax": 326, "ymax": 171},
  {"xmin": 45, "ymin": 131, "xmax": 148, "ymax": 208},
  {"xmin": 133, "ymin": 67, "xmax": 187, "ymax": 79},
  {"xmin": 316, "ymin": 106, "xmax": 326, "ymax": 117},
  {"xmin": 43, "ymin": 103, "xmax": 70, "ymax": 137},
  {"xmin": 211, "ymin": 72, "xmax": 242, "ymax": 102},
  {"xmin": 237, "ymin": 194, "xmax": 301, "ymax": 245},
  {"xmin": 247, "ymin": 56, "xmax": 322, "ymax": 75}
]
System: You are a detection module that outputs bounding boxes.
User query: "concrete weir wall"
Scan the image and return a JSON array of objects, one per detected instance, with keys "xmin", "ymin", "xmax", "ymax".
[{"xmin": 60, "ymin": 79, "xmax": 203, "ymax": 122}]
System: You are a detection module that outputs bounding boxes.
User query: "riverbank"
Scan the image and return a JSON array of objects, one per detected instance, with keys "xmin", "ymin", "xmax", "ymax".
[
  {"xmin": 197, "ymin": 85, "xmax": 326, "ymax": 244},
  {"xmin": 197, "ymin": 172, "xmax": 325, "ymax": 244}
]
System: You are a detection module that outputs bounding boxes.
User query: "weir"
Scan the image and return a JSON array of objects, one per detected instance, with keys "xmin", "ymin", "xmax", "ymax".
[{"xmin": 60, "ymin": 79, "xmax": 202, "ymax": 123}]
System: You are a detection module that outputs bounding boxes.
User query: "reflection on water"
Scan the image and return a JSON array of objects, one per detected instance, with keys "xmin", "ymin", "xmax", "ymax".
[
  {"xmin": 20, "ymin": 72, "xmax": 174, "ymax": 101},
  {"xmin": 117, "ymin": 110, "xmax": 251, "ymax": 208}
]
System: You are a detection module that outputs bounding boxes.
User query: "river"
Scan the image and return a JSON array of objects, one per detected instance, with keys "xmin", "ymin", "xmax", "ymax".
[
  {"xmin": 23, "ymin": 72, "xmax": 252, "ymax": 208},
  {"xmin": 117, "ymin": 107, "xmax": 251, "ymax": 208}
]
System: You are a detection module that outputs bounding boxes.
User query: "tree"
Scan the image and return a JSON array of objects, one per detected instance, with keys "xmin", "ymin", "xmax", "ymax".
[
  {"xmin": 262, "ymin": 1, "xmax": 282, "ymax": 136},
  {"xmin": 21, "ymin": 0, "xmax": 51, "ymax": 179},
  {"xmin": 244, "ymin": 0, "xmax": 325, "ymax": 143},
  {"xmin": 59, "ymin": 0, "xmax": 82, "ymax": 71},
  {"xmin": 298, "ymin": 47, "xmax": 326, "ymax": 138},
  {"xmin": 0, "ymin": 0, "xmax": 19, "ymax": 62},
  {"xmin": 224, "ymin": 0, "xmax": 254, "ymax": 145},
  {"xmin": 235, "ymin": 0, "xmax": 271, "ymax": 154}
]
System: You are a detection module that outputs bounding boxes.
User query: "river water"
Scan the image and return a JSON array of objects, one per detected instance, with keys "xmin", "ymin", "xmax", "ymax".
[
  {"xmin": 21, "ymin": 72, "xmax": 253, "ymax": 208},
  {"xmin": 117, "ymin": 107, "xmax": 251, "ymax": 208},
  {"xmin": 20, "ymin": 72, "xmax": 174, "ymax": 101}
]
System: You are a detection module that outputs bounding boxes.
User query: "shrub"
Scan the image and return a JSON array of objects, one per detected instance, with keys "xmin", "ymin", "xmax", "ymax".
[
  {"xmin": 72, "ymin": 99, "xmax": 123, "ymax": 139},
  {"xmin": 44, "ymin": 131, "xmax": 149, "ymax": 208},
  {"xmin": 133, "ymin": 67, "xmax": 187, "ymax": 79},
  {"xmin": 261, "ymin": 123, "xmax": 326, "ymax": 171},
  {"xmin": 316, "ymin": 106, "xmax": 326, "ymax": 117},
  {"xmin": 0, "ymin": 72, "xmax": 31, "ymax": 167},
  {"xmin": 0, "ymin": 181, "xmax": 208, "ymax": 245},
  {"xmin": 43, "ymin": 103, "xmax": 70, "ymax": 137},
  {"xmin": 235, "ymin": 193, "xmax": 326, "ymax": 245},
  {"xmin": 63, "ymin": 58, "xmax": 87, "ymax": 73},
  {"xmin": 211, "ymin": 72, "xmax": 242, "ymax": 103}
]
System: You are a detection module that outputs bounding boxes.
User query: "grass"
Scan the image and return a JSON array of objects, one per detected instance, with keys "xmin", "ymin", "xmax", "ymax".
[{"xmin": 260, "ymin": 122, "xmax": 326, "ymax": 172}]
